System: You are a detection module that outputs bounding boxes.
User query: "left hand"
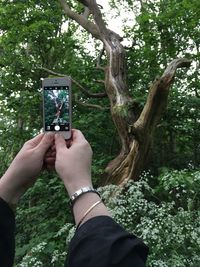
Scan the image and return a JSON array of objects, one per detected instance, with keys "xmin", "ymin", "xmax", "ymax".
[{"xmin": 0, "ymin": 133, "xmax": 54, "ymax": 205}]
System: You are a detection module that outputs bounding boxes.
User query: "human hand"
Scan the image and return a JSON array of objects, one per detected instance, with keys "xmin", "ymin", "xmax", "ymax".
[
  {"xmin": 44, "ymin": 142, "xmax": 56, "ymax": 170},
  {"xmin": 55, "ymin": 130, "xmax": 93, "ymax": 196},
  {"xmin": 0, "ymin": 133, "xmax": 54, "ymax": 205}
]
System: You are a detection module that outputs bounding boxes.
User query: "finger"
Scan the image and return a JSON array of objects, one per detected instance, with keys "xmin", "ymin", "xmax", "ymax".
[
  {"xmin": 44, "ymin": 157, "xmax": 55, "ymax": 164},
  {"xmin": 45, "ymin": 152, "xmax": 56, "ymax": 160},
  {"xmin": 45, "ymin": 148, "xmax": 56, "ymax": 157},
  {"xmin": 55, "ymin": 133, "xmax": 67, "ymax": 151},
  {"xmin": 36, "ymin": 133, "xmax": 55, "ymax": 154},
  {"xmin": 71, "ymin": 129, "xmax": 87, "ymax": 144},
  {"xmin": 45, "ymin": 143, "xmax": 56, "ymax": 156},
  {"xmin": 26, "ymin": 133, "xmax": 45, "ymax": 148}
]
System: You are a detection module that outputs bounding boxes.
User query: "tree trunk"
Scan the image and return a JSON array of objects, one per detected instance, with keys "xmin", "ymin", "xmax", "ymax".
[
  {"xmin": 104, "ymin": 51, "xmax": 191, "ymax": 184},
  {"xmin": 59, "ymin": 0, "xmax": 192, "ymax": 185}
]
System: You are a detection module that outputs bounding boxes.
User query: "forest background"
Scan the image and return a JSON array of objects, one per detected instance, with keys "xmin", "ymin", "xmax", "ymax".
[{"xmin": 0, "ymin": 0, "xmax": 200, "ymax": 266}]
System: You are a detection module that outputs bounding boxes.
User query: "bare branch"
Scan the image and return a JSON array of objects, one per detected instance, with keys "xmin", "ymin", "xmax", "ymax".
[
  {"xmin": 133, "ymin": 58, "xmax": 192, "ymax": 136},
  {"xmin": 83, "ymin": 0, "xmax": 108, "ymax": 35},
  {"xmin": 161, "ymin": 58, "xmax": 192, "ymax": 78},
  {"xmin": 78, "ymin": 0, "xmax": 122, "ymax": 41},
  {"xmin": 78, "ymin": 1, "xmax": 102, "ymax": 9},
  {"xmin": 96, "ymin": 66, "xmax": 106, "ymax": 71},
  {"xmin": 58, "ymin": 0, "xmax": 100, "ymax": 39},
  {"xmin": 72, "ymin": 77, "xmax": 107, "ymax": 98},
  {"xmin": 75, "ymin": 95, "xmax": 109, "ymax": 110},
  {"xmin": 92, "ymin": 79, "xmax": 105, "ymax": 84},
  {"xmin": 78, "ymin": 0, "xmax": 89, "ymax": 7},
  {"xmin": 39, "ymin": 66, "xmax": 107, "ymax": 98},
  {"xmin": 82, "ymin": 6, "xmax": 90, "ymax": 19},
  {"xmin": 39, "ymin": 67, "xmax": 66, "ymax": 77},
  {"xmin": 97, "ymin": 4, "xmax": 103, "ymax": 9}
]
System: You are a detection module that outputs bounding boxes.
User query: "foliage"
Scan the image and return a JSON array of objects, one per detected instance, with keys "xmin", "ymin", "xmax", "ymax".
[
  {"xmin": 103, "ymin": 0, "xmax": 200, "ymax": 171},
  {"xmin": 15, "ymin": 169, "xmax": 200, "ymax": 266},
  {"xmin": 0, "ymin": 0, "xmax": 116, "ymax": 180},
  {"xmin": 0, "ymin": 0, "xmax": 199, "ymax": 266},
  {"xmin": 101, "ymin": 169, "xmax": 200, "ymax": 267},
  {"xmin": 0, "ymin": 0, "xmax": 199, "ymax": 174},
  {"xmin": 15, "ymin": 172, "xmax": 73, "ymax": 266},
  {"xmin": 122, "ymin": 0, "xmax": 200, "ymax": 169}
]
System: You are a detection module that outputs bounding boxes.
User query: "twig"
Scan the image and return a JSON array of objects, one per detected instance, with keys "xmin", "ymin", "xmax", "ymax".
[
  {"xmin": 39, "ymin": 67, "xmax": 107, "ymax": 98},
  {"xmin": 92, "ymin": 79, "xmax": 105, "ymax": 84},
  {"xmin": 75, "ymin": 95, "xmax": 109, "ymax": 110},
  {"xmin": 39, "ymin": 67, "xmax": 66, "ymax": 77}
]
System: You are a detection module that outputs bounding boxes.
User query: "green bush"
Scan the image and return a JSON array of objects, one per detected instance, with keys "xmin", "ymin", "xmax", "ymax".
[
  {"xmin": 100, "ymin": 169, "xmax": 200, "ymax": 267},
  {"xmin": 16, "ymin": 169, "xmax": 200, "ymax": 267}
]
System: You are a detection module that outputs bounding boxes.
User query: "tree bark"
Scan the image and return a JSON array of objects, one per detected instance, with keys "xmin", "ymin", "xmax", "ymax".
[
  {"xmin": 105, "ymin": 58, "xmax": 191, "ymax": 184},
  {"xmin": 59, "ymin": 0, "xmax": 192, "ymax": 184}
]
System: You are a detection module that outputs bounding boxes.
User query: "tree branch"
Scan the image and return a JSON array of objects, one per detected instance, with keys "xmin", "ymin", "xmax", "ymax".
[
  {"xmin": 58, "ymin": 0, "xmax": 100, "ymax": 39},
  {"xmin": 82, "ymin": 6, "xmax": 90, "ymax": 19},
  {"xmin": 92, "ymin": 79, "xmax": 105, "ymax": 84},
  {"xmin": 161, "ymin": 58, "xmax": 192, "ymax": 78},
  {"xmin": 78, "ymin": 0, "xmax": 89, "ymax": 7},
  {"xmin": 78, "ymin": 0, "xmax": 122, "ymax": 41},
  {"xmin": 39, "ymin": 66, "xmax": 107, "ymax": 98},
  {"xmin": 39, "ymin": 67, "xmax": 66, "ymax": 77},
  {"xmin": 83, "ymin": 0, "xmax": 107, "ymax": 35},
  {"xmin": 72, "ymin": 77, "xmax": 107, "ymax": 98},
  {"xmin": 75, "ymin": 95, "xmax": 109, "ymax": 110},
  {"xmin": 133, "ymin": 58, "xmax": 192, "ymax": 137},
  {"xmin": 96, "ymin": 46, "xmax": 105, "ymax": 69}
]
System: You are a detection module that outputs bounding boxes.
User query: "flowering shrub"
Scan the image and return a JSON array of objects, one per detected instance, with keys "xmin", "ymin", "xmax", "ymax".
[
  {"xmin": 16, "ymin": 169, "xmax": 200, "ymax": 267},
  {"xmin": 99, "ymin": 169, "xmax": 200, "ymax": 267},
  {"xmin": 16, "ymin": 225, "xmax": 73, "ymax": 267}
]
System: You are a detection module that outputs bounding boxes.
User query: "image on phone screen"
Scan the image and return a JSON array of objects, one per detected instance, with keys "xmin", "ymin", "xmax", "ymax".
[{"xmin": 44, "ymin": 86, "xmax": 70, "ymax": 132}]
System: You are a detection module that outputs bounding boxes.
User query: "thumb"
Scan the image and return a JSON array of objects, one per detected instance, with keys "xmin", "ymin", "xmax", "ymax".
[
  {"xmin": 36, "ymin": 133, "xmax": 54, "ymax": 154},
  {"xmin": 55, "ymin": 134, "xmax": 66, "ymax": 152}
]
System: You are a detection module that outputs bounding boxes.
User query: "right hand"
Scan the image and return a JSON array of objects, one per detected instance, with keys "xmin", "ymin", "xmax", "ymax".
[
  {"xmin": 0, "ymin": 133, "xmax": 54, "ymax": 205},
  {"xmin": 55, "ymin": 129, "xmax": 93, "ymax": 196}
]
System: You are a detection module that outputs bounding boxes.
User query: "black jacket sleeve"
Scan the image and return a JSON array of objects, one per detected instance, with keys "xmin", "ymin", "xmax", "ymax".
[
  {"xmin": 65, "ymin": 216, "xmax": 149, "ymax": 267},
  {"xmin": 0, "ymin": 197, "xmax": 15, "ymax": 267},
  {"xmin": 0, "ymin": 200, "xmax": 148, "ymax": 267}
]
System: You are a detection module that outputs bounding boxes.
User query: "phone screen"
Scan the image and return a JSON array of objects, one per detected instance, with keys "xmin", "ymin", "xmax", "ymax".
[{"xmin": 44, "ymin": 86, "xmax": 70, "ymax": 132}]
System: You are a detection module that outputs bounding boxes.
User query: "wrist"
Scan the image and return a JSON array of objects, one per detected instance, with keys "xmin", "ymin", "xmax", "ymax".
[
  {"xmin": 0, "ymin": 180, "xmax": 22, "ymax": 206},
  {"xmin": 63, "ymin": 176, "xmax": 93, "ymax": 197},
  {"xmin": 0, "ymin": 173, "xmax": 30, "ymax": 206},
  {"xmin": 70, "ymin": 186, "xmax": 100, "ymax": 206}
]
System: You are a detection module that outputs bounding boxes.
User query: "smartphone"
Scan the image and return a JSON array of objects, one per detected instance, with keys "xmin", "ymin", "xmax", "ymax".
[{"xmin": 42, "ymin": 77, "xmax": 72, "ymax": 139}]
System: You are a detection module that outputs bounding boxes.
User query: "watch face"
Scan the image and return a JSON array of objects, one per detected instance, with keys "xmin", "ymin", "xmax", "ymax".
[{"xmin": 44, "ymin": 86, "xmax": 70, "ymax": 132}]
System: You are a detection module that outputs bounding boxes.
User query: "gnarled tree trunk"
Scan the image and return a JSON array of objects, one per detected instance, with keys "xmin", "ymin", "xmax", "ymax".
[{"xmin": 58, "ymin": 0, "xmax": 191, "ymax": 185}]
